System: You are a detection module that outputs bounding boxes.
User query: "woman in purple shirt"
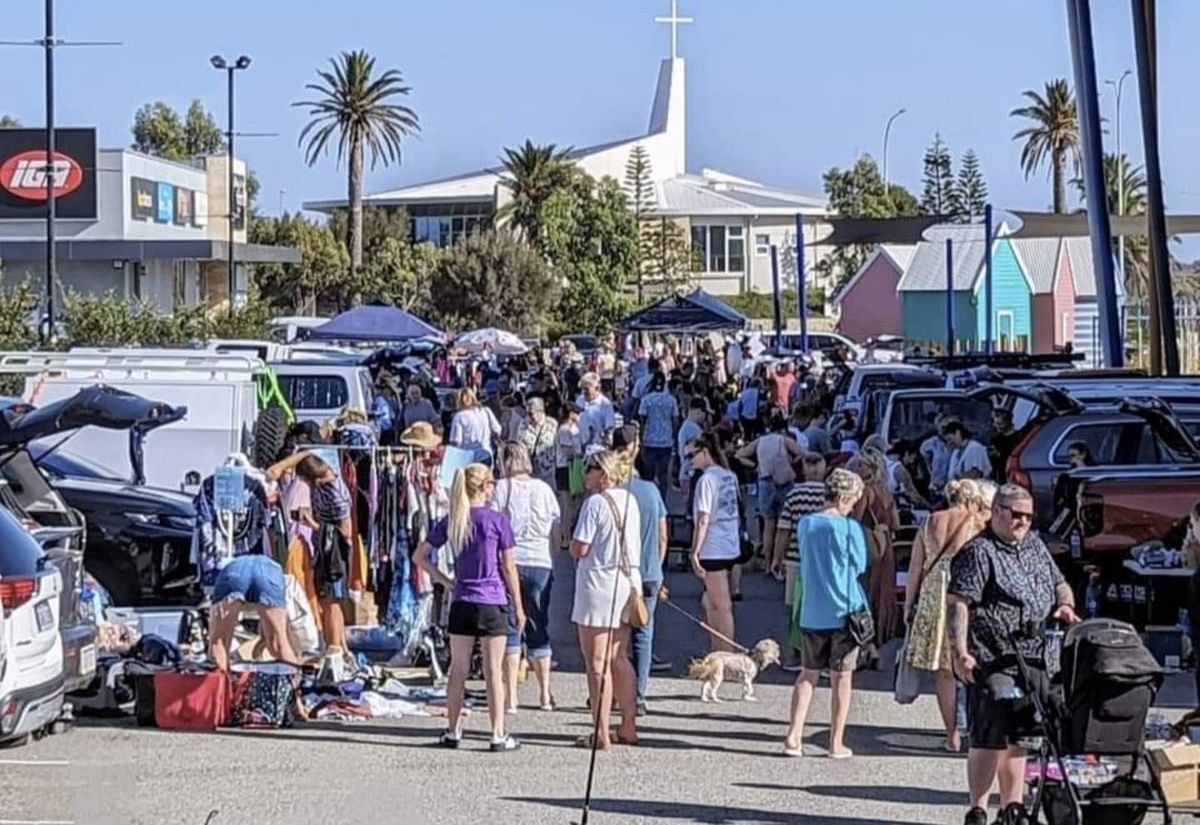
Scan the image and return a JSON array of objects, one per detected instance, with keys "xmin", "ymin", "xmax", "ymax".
[{"xmin": 415, "ymin": 463, "xmax": 526, "ymax": 752}]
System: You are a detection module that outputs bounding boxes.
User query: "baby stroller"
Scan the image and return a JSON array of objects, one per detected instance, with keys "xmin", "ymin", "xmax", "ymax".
[{"xmin": 1018, "ymin": 618, "xmax": 1169, "ymax": 825}]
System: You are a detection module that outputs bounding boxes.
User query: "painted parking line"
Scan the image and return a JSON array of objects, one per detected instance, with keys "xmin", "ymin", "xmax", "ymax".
[
  {"xmin": 0, "ymin": 759, "xmax": 70, "ymax": 766},
  {"xmin": 0, "ymin": 820, "xmax": 75, "ymax": 825}
]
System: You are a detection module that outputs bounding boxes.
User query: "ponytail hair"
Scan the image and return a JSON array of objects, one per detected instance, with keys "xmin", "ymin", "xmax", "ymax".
[
  {"xmin": 448, "ymin": 462, "xmax": 492, "ymax": 553},
  {"xmin": 588, "ymin": 449, "xmax": 634, "ymax": 488},
  {"xmin": 688, "ymin": 430, "xmax": 730, "ymax": 470}
]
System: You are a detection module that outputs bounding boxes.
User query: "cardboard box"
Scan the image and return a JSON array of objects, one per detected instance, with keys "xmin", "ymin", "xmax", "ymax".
[{"xmin": 1150, "ymin": 743, "xmax": 1200, "ymax": 804}]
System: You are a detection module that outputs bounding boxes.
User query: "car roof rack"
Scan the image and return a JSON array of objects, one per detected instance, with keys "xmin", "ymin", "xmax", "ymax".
[
  {"xmin": 0, "ymin": 349, "xmax": 264, "ymax": 381},
  {"xmin": 907, "ymin": 352, "xmax": 1085, "ymax": 370}
]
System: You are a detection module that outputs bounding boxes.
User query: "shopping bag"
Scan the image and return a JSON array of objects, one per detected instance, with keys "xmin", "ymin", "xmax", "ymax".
[
  {"xmin": 568, "ymin": 455, "xmax": 586, "ymax": 496},
  {"xmin": 284, "ymin": 574, "xmax": 321, "ymax": 655},
  {"xmin": 893, "ymin": 634, "xmax": 920, "ymax": 705},
  {"xmin": 153, "ymin": 670, "xmax": 230, "ymax": 730},
  {"xmin": 229, "ymin": 664, "xmax": 297, "ymax": 729}
]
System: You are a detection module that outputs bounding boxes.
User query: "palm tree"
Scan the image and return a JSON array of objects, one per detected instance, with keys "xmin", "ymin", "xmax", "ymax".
[
  {"xmin": 295, "ymin": 51, "xmax": 419, "ymax": 298},
  {"xmin": 497, "ymin": 140, "xmax": 573, "ymax": 245},
  {"xmin": 1074, "ymin": 153, "xmax": 1151, "ymax": 298},
  {"xmin": 1011, "ymin": 79, "xmax": 1082, "ymax": 214}
]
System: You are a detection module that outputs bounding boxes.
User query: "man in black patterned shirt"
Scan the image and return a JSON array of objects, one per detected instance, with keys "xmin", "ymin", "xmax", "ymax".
[{"xmin": 947, "ymin": 485, "xmax": 1079, "ymax": 825}]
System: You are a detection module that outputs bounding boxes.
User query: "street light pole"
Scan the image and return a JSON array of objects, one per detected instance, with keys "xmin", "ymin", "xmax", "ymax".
[
  {"xmin": 44, "ymin": 0, "xmax": 56, "ymax": 341},
  {"xmin": 1106, "ymin": 69, "xmax": 1133, "ymax": 361},
  {"xmin": 882, "ymin": 107, "xmax": 907, "ymax": 195},
  {"xmin": 211, "ymin": 54, "xmax": 251, "ymax": 307}
]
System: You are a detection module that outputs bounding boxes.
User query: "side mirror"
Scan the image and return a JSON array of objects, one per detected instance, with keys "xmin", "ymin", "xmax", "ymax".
[{"xmin": 184, "ymin": 470, "xmax": 202, "ymax": 487}]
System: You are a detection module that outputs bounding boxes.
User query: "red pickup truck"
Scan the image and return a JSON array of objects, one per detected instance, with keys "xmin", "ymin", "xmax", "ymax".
[{"xmin": 1073, "ymin": 467, "xmax": 1200, "ymax": 557}]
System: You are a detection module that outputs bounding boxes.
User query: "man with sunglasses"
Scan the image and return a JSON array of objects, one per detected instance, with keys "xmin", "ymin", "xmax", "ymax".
[{"xmin": 947, "ymin": 485, "xmax": 1079, "ymax": 825}]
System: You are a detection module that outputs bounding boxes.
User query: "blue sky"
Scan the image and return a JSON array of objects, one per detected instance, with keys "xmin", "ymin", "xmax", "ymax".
[{"xmin": 2, "ymin": 0, "xmax": 1198, "ymax": 250}]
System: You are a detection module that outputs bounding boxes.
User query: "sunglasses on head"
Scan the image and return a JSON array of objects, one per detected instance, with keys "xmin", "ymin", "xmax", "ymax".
[{"xmin": 685, "ymin": 448, "xmax": 703, "ymax": 461}]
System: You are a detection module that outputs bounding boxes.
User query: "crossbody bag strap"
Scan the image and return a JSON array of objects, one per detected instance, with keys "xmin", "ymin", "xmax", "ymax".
[{"xmin": 599, "ymin": 490, "xmax": 633, "ymax": 578}]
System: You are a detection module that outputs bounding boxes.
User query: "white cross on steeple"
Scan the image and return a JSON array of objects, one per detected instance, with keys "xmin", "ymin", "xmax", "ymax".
[{"xmin": 654, "ymin": 0, "xmax": 693, "ymax": 60}]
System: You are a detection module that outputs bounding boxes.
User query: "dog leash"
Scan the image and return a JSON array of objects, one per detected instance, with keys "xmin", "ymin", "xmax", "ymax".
[{"xmin": 659, "ymin": 597, "xmax": 752, "ymax": 654}]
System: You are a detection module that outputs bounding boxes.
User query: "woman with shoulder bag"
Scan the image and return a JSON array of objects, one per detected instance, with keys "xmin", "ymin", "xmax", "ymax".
[
  {"xmin": 782, "ymin": 468, "xmax": 869, "ymax": 759},
  {"xmin": 571, "ymin": 449, "xmax": 643, "ymax": 750},
  {"xmin": 904, "ymin": 479, "xmax": 994, "ymax": 752}
]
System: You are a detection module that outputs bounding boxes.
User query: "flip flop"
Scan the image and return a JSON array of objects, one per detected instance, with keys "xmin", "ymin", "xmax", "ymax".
[
  {"xmin": 828, "ymin": 749, "xmax": 854, "ymax": 760},
  {"xmin": 575, "ymin": 733, "xmax": 612, "ymax": 750},
  {"xmin": 782, "ymin": 745, "xmax": 804, "ymax": 758}
]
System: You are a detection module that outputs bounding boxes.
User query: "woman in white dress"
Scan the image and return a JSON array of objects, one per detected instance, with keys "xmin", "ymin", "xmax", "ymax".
[
  {"xmin": 571, "ymin": 449, "xmax": 642, "ymax": 750},
  {"xmin": 449, "ymin": 388, "xmax": 502, "ymax": 465}
]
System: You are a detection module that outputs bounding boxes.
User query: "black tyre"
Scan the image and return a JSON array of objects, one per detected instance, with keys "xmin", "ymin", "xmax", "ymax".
[{"xmin": 252, "ymin": 406, "xmax": 289, "ymax": 469}]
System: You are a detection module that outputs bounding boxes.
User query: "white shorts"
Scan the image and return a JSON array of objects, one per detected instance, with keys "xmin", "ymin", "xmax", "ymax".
[{"xmin": 784, "ymin": 561, "xmax": 800, "ymax": 608}]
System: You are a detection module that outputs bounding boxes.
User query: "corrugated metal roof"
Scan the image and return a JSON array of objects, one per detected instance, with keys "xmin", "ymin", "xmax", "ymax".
[
  {"xmin": 1065, "ymin": 237, "xmax": 1096, "ymax": 298},
  {"xmin": 1011, "ymin": 238, "xmax": 1061, "ymax": 295},
  {"xmin": 896, "ymin": 228, "xmax": 987, "ymax": 292},
  {"xmin": 655, "ymin": 174, "xmax": 827, "ymax": 216},
  {"xmin": 881, "ymin": 244, "xmax": 916, "ymax": 271}
]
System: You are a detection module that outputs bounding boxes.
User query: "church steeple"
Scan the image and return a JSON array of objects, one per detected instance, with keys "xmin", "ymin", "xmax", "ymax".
[{"xmin": 647, "ymin": 0, "xmax": 688, "ymax": 176}]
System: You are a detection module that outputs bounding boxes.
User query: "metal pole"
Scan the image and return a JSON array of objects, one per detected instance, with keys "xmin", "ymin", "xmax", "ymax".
[
  {"xmin": 984, "ymin": 203, "xmax": 994, "ymax": 354},
  {"xmin": 227, "ymin": 66, "xmax": 236, "ymax": 306},
  {"xmin": 882, "ymin": 108, "xmax": 906, "ymax": 195},
  {"xmin": 770, "ymin": 245, "xmax": 783, "ymax": 351},
  {"xmin": 795, "ymin": 214, "xmax": 808, "ymax": 351},
  {"xmin": 43, "ymin": 0, "xmax": 56, "ymax": 343},
  {"xmin": 1066, "ymin": 0, "xmax": 1124, "ymax": 368},
  {"xmin": 1131, "ymin": 0, "xmax": 1179, "ymax": 374},
  {"xmin": 946, "ymin": 238, "xmax": 956, "ymax": 356}
]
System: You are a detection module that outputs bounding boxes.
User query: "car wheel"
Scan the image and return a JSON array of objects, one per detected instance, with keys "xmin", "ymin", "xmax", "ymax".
[
  {"xmin": 85, "ymin": 550, "xmax": 141, "ymax": 606},
  {"xmin": 252, "ymin": 406, "xmax": 289, "ymax": 469}
]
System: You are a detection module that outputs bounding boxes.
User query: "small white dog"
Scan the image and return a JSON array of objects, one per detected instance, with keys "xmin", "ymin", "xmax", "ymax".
[{"xmin": 687, "ymin": 639, "xmax": 781, "ymax": 703}]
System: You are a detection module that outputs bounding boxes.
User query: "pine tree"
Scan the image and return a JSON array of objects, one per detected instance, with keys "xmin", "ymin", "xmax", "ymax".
[
  {"xmin": 624, "ymin": 145, "xmax": 660, "ymax": 303},
  {"xmin": 955, "ymin": 149, "xmax": 989, "ymax": 221},
  {"xmin": 920, "ymin": 134, "xmax": 956, "ymax": 217}
]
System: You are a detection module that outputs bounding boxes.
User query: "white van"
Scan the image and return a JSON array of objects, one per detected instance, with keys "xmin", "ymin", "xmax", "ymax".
[{"xmin": 0, "ymin": 349, "xmax": 263, "ymax": 491}]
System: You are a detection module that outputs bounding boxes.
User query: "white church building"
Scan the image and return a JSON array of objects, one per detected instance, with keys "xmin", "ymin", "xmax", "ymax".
[{"xmin": 304, "ymin": 2, "xmax": 830, "ymax": 297}]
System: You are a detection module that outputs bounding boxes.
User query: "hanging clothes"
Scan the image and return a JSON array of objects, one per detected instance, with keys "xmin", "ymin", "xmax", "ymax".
[{"xmin": 192, "ymin": 474, "xmax": 269, "ymax": 589}]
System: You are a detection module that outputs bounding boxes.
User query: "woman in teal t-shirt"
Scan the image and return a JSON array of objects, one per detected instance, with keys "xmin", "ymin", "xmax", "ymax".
[{"xmin": 782, "ymin": 468, "xmax": 867, "ymax": 759}]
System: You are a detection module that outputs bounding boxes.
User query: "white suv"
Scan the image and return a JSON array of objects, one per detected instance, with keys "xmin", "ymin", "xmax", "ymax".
[{"xmin": 0, "ymin": 506, "xmax": 65, "ymax": 747}]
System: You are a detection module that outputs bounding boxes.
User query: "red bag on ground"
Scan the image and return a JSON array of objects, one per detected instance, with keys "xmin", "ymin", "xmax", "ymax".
[{"xmin": 153, "ymin": 671, "xmax": 230, "ymax": 730}]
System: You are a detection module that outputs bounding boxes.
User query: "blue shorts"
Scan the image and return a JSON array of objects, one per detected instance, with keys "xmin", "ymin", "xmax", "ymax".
[
  {"xmin": 212, "ymin": 555, "xmax": 287, "ymax": 608},
  {"xmin": 756, "ymin": 478, "xmax": 791, "ymax": 519},
  {"xmin": 507, "ymin": 565, "xmax": 553, "ymax": 658}
]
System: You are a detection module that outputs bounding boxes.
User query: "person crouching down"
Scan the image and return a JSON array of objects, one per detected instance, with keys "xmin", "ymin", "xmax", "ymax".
[
  {"xmin": 414, "ymin": 463, "xmax": 527, "ymax": 752},
  {"xmin": 209, "ymin": 555, "xmax": 300, "ymax": 671},
  {"xmin": 782, "ymin": 468, "xmax": 868, "ymax": 759}
]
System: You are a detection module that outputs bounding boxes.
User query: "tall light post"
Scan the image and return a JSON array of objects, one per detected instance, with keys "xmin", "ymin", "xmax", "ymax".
[
  {"xmin": 882, "ymin": 107, "xmax": 907, "ymax": 195},
  {"xmin": 1106, "ymin": 69, "xmax": 1133, "ymax": 361},
  {"xmin": 211, "ymin": 54, "xmax": 251, "ymax": 306}
]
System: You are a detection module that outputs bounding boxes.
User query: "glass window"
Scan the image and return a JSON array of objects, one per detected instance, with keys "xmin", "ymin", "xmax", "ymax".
[
  {"xmin": 708, "ymin": 226, "xmax": 726, "ymax": 272},
  {"xmin": 691, "ymin": 226, "xmax": 707, "ymax": 267},
  {"xmin": 755, "ymin": 233, "xmax": 770, "ymax": 255},
  {"xmin": 729, "ymin": 235, "xmax": 744, "ymax": 272},
  {"xmin": 1051, "ymin": 424, "xmax": 1134, "ymax": 465},
  {"xmin": 280, "ymin": 376, "xmax": 349, "ymax": 411}
]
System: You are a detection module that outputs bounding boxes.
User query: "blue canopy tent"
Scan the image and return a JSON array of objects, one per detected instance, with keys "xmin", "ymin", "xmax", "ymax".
[
  {"xmin": 618, "ymin": 288, "xmax": 746, "ymax": 333},
  {"xmin": 306, "ymin": 302, "xmax": 444, "ymax": 343}
]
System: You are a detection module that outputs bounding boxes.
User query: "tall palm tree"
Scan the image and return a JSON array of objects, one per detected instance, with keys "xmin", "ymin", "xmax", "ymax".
[
  {"xmin": 295, "ymin": 50, "xmax": 419, "ymax": 297},
  {"xmin": 1011, "ymin": 79, "xmax": 1081, "ymax": 214},
  {"xmin": 497, "ymin": 140, "xmax": 573, "ymax": 245}
]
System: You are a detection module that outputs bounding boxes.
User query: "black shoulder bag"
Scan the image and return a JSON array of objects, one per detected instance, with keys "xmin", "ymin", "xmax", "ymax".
[{"xmin": 844, "ymin": 518, "xmax": 875, "ymax": 647}]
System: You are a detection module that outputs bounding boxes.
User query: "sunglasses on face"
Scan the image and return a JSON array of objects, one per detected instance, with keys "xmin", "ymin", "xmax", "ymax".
[
  {"xmin": 998, "ymin": 503, "xmax": 1034, "ymax": 522},
  {"xmin": 685, "ymin": 449, "xmax": 703, "ymax": 461}
]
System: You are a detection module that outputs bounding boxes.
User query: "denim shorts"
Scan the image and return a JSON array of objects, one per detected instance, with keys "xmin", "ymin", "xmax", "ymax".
[
  {"xmin": 212, "ymin": 555, "xmax": 287, "ymax": 608},
  {"xmin": 756, "ymin": 478, "xmax": 791, "ymax": 518},
  {"xmin": 507, "ymin": 565, "xmax": 553, "ymax": 658}
]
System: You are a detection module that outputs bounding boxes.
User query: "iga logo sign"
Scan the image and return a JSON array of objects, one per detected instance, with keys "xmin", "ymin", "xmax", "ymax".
[{"xmin": 0, "ymin": 150, "xmax": 84, "ymax": 201}]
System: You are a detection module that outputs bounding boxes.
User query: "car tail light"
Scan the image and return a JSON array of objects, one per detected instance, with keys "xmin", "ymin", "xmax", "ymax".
[
  {"xmin": 1077, "ymin": 491, "xmax": 1104, "ymax": 538},
  {"xmin": 1006, "ymin": 426, "xmax": 1038, "ymax": 492},
  {"xmin": 0, "ymin": 697, "xmax": 19, "ymax": 734},
  {"xmin": 0, "ymin": 576, "xmax": 36, "ymax": 610}
]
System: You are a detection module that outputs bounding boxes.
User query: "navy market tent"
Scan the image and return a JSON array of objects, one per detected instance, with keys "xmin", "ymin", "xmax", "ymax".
[
  {"xmin": 307, "ymin": 302, "xmax": 444, "ymax": 343},
  {"xmin": 619, "ymin": 288, "xmax": 746, "ymax": 333}
]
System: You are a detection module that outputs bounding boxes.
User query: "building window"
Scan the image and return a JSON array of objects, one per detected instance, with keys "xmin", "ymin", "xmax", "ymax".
[
  {"xmin": 690, "ymin": 224, "xmax": 746, "ymax": 274},
  {"xmin": 407, "ymin": 202, "xmax": 492, "ymax": 247},
  {"xmin": 755, "ymin": 233, "xmax": 770, "ymax": 255}
]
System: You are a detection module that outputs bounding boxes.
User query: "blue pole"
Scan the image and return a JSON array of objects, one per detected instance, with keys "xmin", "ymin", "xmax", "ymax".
[
  {"xmin": 984, "ymin": 203, "xmax": 994, "ymax": 355},
  {"xmin": 946, "ymin": 238, "xmax": 956, "ymax": 356},
  {"xmin": 795, "ymin": 214, "xmax": 808, "ymax": 351},
  {"xmin": 770, "ymin": 244, "xmax": 783, "ymax": 351},
  {"xmin": 1066, "ymin": 0, "xmax": 1123, "ymax": 368}
]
